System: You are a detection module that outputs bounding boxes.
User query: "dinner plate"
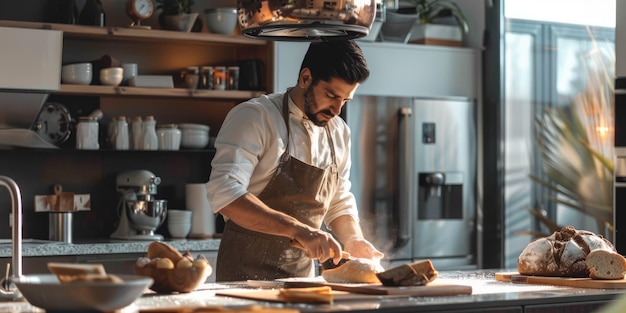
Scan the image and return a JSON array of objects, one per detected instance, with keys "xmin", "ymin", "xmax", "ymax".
[{"xmin": 13, "ymin": 274, "xmax": 152, "ymax": 312}]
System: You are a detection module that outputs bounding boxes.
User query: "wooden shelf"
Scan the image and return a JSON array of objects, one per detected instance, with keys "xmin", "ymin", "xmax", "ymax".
[
  {"xmin": 0, "ymin": 20, "xmax": 268, "ymax": 47},
  {"xmin": 59, "ymin": 84, "xmax": 266, "ymax": 99}
]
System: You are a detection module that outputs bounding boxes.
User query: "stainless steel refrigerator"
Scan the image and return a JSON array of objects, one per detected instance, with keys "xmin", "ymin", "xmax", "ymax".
[{"xmin": 344, "ymin": 96, "xmax": 477, "ymax": 270}]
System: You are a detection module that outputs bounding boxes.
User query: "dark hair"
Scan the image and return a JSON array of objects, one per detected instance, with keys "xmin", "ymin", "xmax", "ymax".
[{"xmin": 299, "ymin": 40, "xmax": 370, "ymax": 85}]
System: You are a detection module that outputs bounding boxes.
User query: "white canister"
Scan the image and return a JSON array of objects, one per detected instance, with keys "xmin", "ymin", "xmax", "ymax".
[
  {"xmin": 114, "ymin": 116, "xmax": 129, "ymax": 150},
  {"xmin": 157, "ymin": 124, "xmax": 181, "ymax": 150},
  {"xmin": 76, "ymin": 116, "xmax": 99, "ymax": 150},
  {"xmin": 185, "ymin": 183, "xmax": 215, "ymax": 238},
  {"xmin": 142, "ymin": 115, "xmax": 158, "ymax": 150},
  {"xmin": 130, "ymin": 116, "xmax": 143, "ymax": 150}
]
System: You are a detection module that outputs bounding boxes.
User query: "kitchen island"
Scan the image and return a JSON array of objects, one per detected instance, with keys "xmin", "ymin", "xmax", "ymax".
[{"xmin": 0, "ymin": 270, "xmax": 624, "ymax": 313}]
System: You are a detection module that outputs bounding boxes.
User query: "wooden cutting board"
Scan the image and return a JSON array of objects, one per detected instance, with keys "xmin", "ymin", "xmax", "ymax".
[
  {"xmin": 495, "ymin": 272, "xmax": 626, "ymax": 289},
  {"xmin": 216, "ymin": 280, "xmax": 472, "ymax": 303},
  {"xmin": 282, "ymin": 280, "xmax": 472, "ymax": 296}
]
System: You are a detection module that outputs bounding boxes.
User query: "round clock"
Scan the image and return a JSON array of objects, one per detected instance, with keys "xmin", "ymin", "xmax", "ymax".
[
  {"xmin": 126, "ymin": 0, "xmax": 154, "ymax": 28},
  {"xmin": 33, "ymin": 102, "xmax": 72, "ymax": 146}
]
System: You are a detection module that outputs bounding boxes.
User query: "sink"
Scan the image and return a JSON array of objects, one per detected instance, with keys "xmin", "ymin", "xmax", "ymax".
[{"xmin": 0, "ymin": 239, "xmax": 66, "ymax": 247}]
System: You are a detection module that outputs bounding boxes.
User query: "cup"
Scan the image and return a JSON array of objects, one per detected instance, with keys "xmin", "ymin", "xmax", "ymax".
[
  {"xmin": 185, "ymin": 183, "xmax": 215, "ymax": 238},
  {"xmin": 121, "ymin": 63, "xmax": 138, "ymax": 86}
]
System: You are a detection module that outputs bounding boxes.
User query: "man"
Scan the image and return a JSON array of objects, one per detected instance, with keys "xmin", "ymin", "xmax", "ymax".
[{"xmin": 206, "ymin": 40, "xmax": 383, "ymax": 282}]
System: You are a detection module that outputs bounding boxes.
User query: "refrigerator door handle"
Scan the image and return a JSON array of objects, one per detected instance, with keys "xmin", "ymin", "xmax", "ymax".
[{"xmin": 393, "ymin": 107, "xmax": 412, "ymax": 250}]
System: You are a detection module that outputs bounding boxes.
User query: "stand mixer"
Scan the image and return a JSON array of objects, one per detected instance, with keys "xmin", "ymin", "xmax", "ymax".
[{"xmin": 111, "ymin": 170, "xmax": 167, "ymax": 240}]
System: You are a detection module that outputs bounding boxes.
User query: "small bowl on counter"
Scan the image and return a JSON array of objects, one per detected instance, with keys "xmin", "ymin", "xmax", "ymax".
[{"xmin": 179, "ymin": 123, "xmax": 210, "ymax": 149}]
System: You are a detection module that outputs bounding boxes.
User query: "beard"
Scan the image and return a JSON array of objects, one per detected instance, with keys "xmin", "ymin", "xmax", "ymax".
[{"xmin": 303, "ymin": 85, "xmax": 334, "ymax": 127}]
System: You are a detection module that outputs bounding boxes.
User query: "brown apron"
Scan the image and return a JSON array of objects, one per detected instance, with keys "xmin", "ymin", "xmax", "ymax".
[{"xmin": 216, "ymin": 90, "xmax": 339, "ymax": 282}]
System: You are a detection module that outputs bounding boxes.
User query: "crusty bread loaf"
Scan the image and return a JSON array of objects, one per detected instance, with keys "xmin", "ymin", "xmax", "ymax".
[
  {"xmin": 376, "ymin": 259, "xmax": 438, "ymax": 286},
  {"xmin": 585, "ymin": 249, "xmax": 626, "ymax": 280},
  {"xmin": 321, "ymin": 258, "xmax": 381, "ymax": 284},
  {"xmin": 147, "ymin": 241, "xmax": 184, "ymax": 263},
  {"xmin": 518, "ymin": 226, "xmax": 617, "ymax": 277}
]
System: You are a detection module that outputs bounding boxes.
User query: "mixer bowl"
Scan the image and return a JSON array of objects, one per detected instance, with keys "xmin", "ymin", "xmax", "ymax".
[{"xmin": 126, "ymin": 200, "xmax": 167, "ymax": 233}]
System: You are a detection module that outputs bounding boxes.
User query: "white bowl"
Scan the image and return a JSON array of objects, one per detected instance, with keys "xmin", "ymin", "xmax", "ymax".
[
  {"xmin": 179, "ymin": 123, "xmax": 210, "ymax": 148},
  {"xmin": 100, "ymin": 67, "xmax": 124, "ymax": 86},
  {"xmin": 14, "ymin": 274, "xmax": 152, "ymax": 312},
  {"xmin": 204, "ymin": 8, "xmax": 237, "ymax": 35},
  {"xmin": 168, "ymin": 221, "xmax": 191, "ymax": 238},
  {"xmin": 61, "ymin": 63, "xmax": 92, "ymax": 85}
]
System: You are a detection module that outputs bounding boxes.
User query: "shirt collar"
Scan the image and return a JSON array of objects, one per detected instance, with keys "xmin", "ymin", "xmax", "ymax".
[{"xmin": 287, "ymin": 92, "xmax": 306, "ymax": 121}]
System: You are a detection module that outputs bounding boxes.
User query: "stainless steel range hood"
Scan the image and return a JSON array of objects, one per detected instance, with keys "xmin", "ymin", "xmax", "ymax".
[{"xmin": 238, "ymin": 0, "xmax": 381, "ymax": 41}]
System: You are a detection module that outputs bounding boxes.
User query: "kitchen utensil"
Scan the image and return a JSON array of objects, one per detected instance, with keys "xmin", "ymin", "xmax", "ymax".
[
  {"xmin": 54, "ymin": 184, "xmax": 75, "ymax": 212},
  {"xmin": 495, "ymin": 272, "xmax": 626, "ymax": 289},
  {"xmin": 13, "ymin": 274, "xmax": 152, "ymax": 312},
  {"xmin": 49, "ymin": 212, "xmax": 72, "ymax": 242},
  {"xmin": 237, "ymin": 0, "xmax": 377, "ymax": 41},
  {"xmin": 204, "ymin": 8, "xmax": 237, "ymax": 35}
]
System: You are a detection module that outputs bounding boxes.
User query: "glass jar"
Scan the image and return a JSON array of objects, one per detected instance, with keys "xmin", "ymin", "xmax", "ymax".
[
  {"xmin": 76, "ymin": 116, "xmax": 99, "ymax": 150},
  {"xmin": 156, "ymin": 124, "xmax": 181, "ymax": 150}
]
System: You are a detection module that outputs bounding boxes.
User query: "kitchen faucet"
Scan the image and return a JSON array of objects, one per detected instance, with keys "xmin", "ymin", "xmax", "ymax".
[{"xmin": 0, "ymin": 176, "xmax": 22, "ymax": 300}]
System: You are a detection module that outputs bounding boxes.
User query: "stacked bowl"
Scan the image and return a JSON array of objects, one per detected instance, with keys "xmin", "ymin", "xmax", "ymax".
[
  {"xmin": 61, "ymin": 63, "xmax": 93, "ymax": 85},
  {"xmin": 167, "ymin": 209, "xmax": 192, "ymax": 238},
  {"xmin": 179, "ymin": 123, "xmax": 210, "ymax": 149}
]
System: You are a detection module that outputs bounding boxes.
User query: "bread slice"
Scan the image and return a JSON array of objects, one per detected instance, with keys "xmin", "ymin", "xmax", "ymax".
[
  {"xmin": 376, "ymin": 259, "xmax": 438, "ymax": 286},
  {"xmin": 48, "ymin": 262, "xmax": 108, "ymax": 283},
  {"xmin": 585, "ymin": 249, "xmax": 626, "ymax": 280}
]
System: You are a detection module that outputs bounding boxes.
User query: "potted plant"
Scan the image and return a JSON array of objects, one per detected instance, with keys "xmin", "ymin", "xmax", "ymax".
[
  {"xmin": 405, "ymin": 0, "xmax": 469, "ymax": 46},
  {"xmin": 156, "ymin": 0, "xmax": 199, "ymax": 32}
]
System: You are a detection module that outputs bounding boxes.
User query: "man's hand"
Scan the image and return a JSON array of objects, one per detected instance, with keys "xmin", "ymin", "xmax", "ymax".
[
  {"xmin": 344, "ymin": 236, "xmax": 384, "ymax": 259},
  {"xmin": 290, "ymin": 229, "xmax": 343, "ymax": 265}
]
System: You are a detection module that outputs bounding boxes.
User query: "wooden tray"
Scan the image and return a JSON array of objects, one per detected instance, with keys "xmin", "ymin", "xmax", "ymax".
[{"xmin": 495, "ymin": 272, "xmax": 626, "ymax": 289}]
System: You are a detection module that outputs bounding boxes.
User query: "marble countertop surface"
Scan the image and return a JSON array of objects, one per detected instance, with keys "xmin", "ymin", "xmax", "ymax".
[{"xmin": 0, "ymin": 238, "xmax": 221, "ymax": 258}]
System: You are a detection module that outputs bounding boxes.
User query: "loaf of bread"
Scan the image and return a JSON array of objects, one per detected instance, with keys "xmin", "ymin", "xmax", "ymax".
[
  {"xmin": 585, "ymin": 249, "xmax": 626, "ymax": 280},
  {"xmin": 376, "ymin": 259, "xmax": 438, "ymax": 286},
  {"xmin": 517, "ymin": 226, "xmax": 617, "ymax": 277},
  {"xmin": 321, "ymin": 258, "xmax": 381, "ymax": 283}
]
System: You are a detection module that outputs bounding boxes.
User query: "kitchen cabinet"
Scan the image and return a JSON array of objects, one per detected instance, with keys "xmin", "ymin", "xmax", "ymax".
[{"xmin": 0, "ymin": 19, "xmax": 273, "ymax": 241}]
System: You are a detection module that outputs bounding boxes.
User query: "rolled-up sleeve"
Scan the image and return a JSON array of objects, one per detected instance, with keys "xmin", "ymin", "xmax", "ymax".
[{"xmin": 206, "ymin": 97, "xmax": 282, "ymax": 212}]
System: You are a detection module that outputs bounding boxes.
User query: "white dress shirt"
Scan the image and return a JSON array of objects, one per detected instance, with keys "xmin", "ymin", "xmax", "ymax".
[{"xmin": 206, "ymin": 91, "xmax": 359, "ymax": 229}]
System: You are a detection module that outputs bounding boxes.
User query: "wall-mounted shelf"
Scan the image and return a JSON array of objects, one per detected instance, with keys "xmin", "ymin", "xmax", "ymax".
[
  {"xmin": 0, "ymin": 20, "xmax": 267, "ymax": 47},
  {"xmin": 60, "ymin": 84, "xmax": 266, "ymax": 99}
]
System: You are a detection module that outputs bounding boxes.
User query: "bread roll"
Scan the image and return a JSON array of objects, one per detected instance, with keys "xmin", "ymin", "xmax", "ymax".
[
  {"xmin": 586, "ymin": 249, "xmax": 626, "ymax": 280},
  {"xmin": 321, "ymin": 258, "xmax": 380, "ymax": 283},
  {"xmin": 147, "ymin": 241, "xmax": 184, "ymax": 263},
  {"xmin": 517, "ymin": 226, "xmax": 616, "ymax": 277},
  {"xmin": 376, "ymin": 259, "xmax": 438, "ymax": 286}
]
